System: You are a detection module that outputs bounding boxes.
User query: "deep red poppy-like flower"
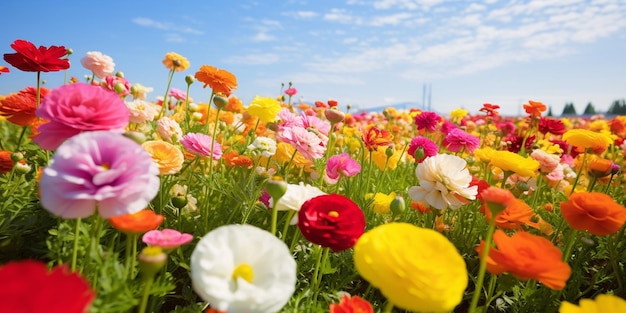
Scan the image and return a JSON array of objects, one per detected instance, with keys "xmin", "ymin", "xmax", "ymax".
[
  {"xmin": 298, "ymin": 194, "xmax": 366, "ymax": 252},
  {"xmin": 0, "ymin": 65, "xmax": 9, "ymax": 74},
  {"xmin": 538, "ymin": 117, "xmax": 566, "ymax": 135},
  {"xmin": 330, "ymin": 294, "xmax": 374, "ymax": 313},
  {"xmin": 0, "ymin": 260, "xmax": 95, "ymax": 313},
  {"xmin": 3, "ymin": 40, "xmax": 70, "ymax": 72}
]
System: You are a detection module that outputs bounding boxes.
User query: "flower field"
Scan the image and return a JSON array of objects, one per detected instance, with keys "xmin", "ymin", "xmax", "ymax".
[{"xmin": 1, "ymin": 39, "xmax": 626, "ymax": 313}]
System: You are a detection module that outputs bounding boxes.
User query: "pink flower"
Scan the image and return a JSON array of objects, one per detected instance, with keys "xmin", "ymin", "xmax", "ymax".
[
  {"xmin": 103, "ymin": 75, "xmax": 131, "ymax": 96},
  {"xmin": 530, "ymin": 149, "xmax": 560, "ymax": 173},
  {"xmin": 80, "ymin": 51, "xmax": 115, "ymax": 79},
  {"xmin": 284, "ymin": 87, "xmax": 297, "ymax": 97},
  {"xmin": 407, "ymin": 136, "xmax": 438, "ymax": 163},
  {"xmin": 39, "ymin": 131, "xmax": 160, "ymax": 219},
  {"xmin": 325, "ymin": 153, "xmax": 361, "ymax": 184},
  {"xmin": 442, "ymin": 128, "xmax": 480, "ymax": 153},
  {"xmin": 143, "ymin": 229, "xmax": 193, "ymax": 249},
  {"xmin": 33, "ymin": 83, "xmax": 130, "ymax": 150},
  {"xmin": 276, "ymin": 125, "xmax": 326, "ymax": 160},
  {"xmin": 169, "ymin": 87, "xmax": 187, "ymax": 101},
  {"xmin": 414, "ymin": 111, "xmax": 441, "ymax": 132},
  {"xmin": 180, "ymin": 132, "xmax": 222, "ymax": 159}
]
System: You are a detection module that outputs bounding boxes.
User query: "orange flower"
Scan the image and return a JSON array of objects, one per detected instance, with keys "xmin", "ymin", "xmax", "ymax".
[
  {"xmin": 476, "ymin": 230, "xmax": 571, "ymax": 290},
  {"xmin": 194, "ymin": 65, "xmax": 237, "ymax": 96},
  {"xmin": 482, "ymin": 198, "xmax": 535, "ymax": 230},
  {"xmin": 162, "ymin": 52, "xmax": 189, "ymax": 72},
  {"xmin": 329, "ymin": 294, "xmax": 373, "ymax": 313},
  {"xmin": 225, "ymin": 95, "xmax": 244, "ymax": 113},
  {"xmin": 410, "ymin": 200, "xmax": 431, "ymax": 213},
  {"xmin": 560, "ymin": 192, "xmax": 626, "ymax": 236},
  {"xmin": 108, "ymin": 209, "xmax": 164, "ymax": 234},
  {"xmin": 0, "ymin": 150, "xmax": 14, "ymax": 174},
  {"xmin": 523, "ymin": 100, "xmax": 546, "ymax": 118},
  {"xmin": 0, "ymin": 86, "xmax": 50, "ymax": 126},
  {"xmin": 361, "ymin": 125, "xmax": 393, "ymax": 151},
  {"xmin": 222, "ymin": 151, "xmax": 253, "ymax": 168},
  {"xmin": 587, "ymin": 157, "xmax": 613, "ymax": 178},
  {"xmin": 142, "ymin": 140, "xmax": 184, "ymax": 175}
]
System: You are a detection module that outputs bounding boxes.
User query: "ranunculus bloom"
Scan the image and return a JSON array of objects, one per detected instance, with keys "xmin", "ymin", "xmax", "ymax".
[
  {"xmin": 559, "ymin": 294, "xmax": 626, "ymax": 313},
  {"xmin": 108, "ymin": 209, "xmax": 164, "ymax": 234},
  {"xmin": 126, "ymin": 99, "xmax": 160, "ymax": 124},
  {"xmin": 0, "ymin": 260, "xmax": 95, "ymax": 313},
  {"xmin": 408, "ymin": 153, "xmax": 478, "ymax": 210},
  {"xmin": 523, "ymin": 100, "xmax": 546, "ymax": 117},
  {"xmin": 560, "ymin": 192, "xmax": 626, "ymax": 236},
  {"xmin": 354, "ymin": 223, "xmax": 467, "ymax": 312},
  {"xmin": 325, "ymin": 153, "xmax": 361, "ymax": 184},
  {"xmin": 490, "ymin": 150, "xmax": 540, "ymax": 177},
  {"xmin": 194, "ymin": 65, "xmax": 237, "ymax": 96},
  {"xmin": 361, "ymin": 125, "xmax": 393, "ymax": 151},
  {"xmin": 329, "ymin": 294, "xmax": 373, "ymax": 313},
  {"xmin": 0, "ymin": 150, "xmax": 14, "ymax": 174},
  {"xmin": 103, "ymin": 75, "xmax": 131, "ymax": 96},
  {"xmin": 476, "ymin": 230, "xmax": 571, "ymax": 290},
  {"xmin": 298, "ymin": 194, "xmax": 366, "ymax": 252},
  {"xmin": 190, "ymin": 224, "xmax": 296, "ymax": 313},
  {"xmin": 3, "ymin": 39, "xmax": 70, "ymax": 72},
  {"xmin": 80, "ymin": 51, "xmax": 115, "ymax": 79},
  {"xmin": 407, "ymin": 136, "xmax": 438, "ymax": 163},
  {"xmin": 142, "ymin": 229, "xmax": 193, "ymax": 249},
  {"xmin": 538, "ymin": 117, "xmax": 566, "ymax": 135},
  {"xmin": 163, "ymin": 52, "xmax": 190, "ymax": 72},
  {"xmin": 442, "ymin": 128, "xmax": 480, "ymax": 153},
  {"xmin": 155, "ymin": 116, "xmax": 183, "ymax": 142},
  {"xmin": 365, "ymin": 191, "xmax": 396, "ymax": 214},
  {"xmin": 562, "ymin": 129, "xmax": 613, "ymax": 152},
  {"xmin": 483, "ymin": 198, "xmax": 536, "ymax": 230},
  {"xmin": 271, "ymin": 182, "xmax": 326, "ymax": 224},
  {"xmin": 142, "ymin": 140, "xmax": 184, "ymax": 175},
  {"xmin": 247, "ymin": 136, "xmax": 277, "ymax": 158},
  {"xmin": 276, "ymin": 125, "xmax": 326, "ymax": 160},
  {"xmin": 0, "ymin": 65, "xmax": 9, "ymax": 74},
  {"xmin": 39, "ymin": 131, "xmax": 160, "ymax": 219},
  {"xmin": 180, "ymin": 132, "xmax": 223, "ymax": 160},
  {"xmin": 284, "ymin": 87, "xmax": 297, "ymax": 97},
  {"xmin": 414, "ymin": 111, "xmax": 441, "ymax": 132},
  {"xmin": 247, "ymin": 95, "xmax": 281, "ymax": 123},
  {"xmin": 33, "ymin": 83, "xmax": 130, "ymax": 150},
  {"xmin": 0, "ymin": 86, "xmax": 49, "ymax": 126}
]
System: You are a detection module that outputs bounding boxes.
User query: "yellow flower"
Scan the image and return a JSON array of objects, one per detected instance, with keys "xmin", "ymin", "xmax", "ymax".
[
  {"xmin": 536, "ymin": 139, "xmax": 563, "ymax": 155},
  {"xmin": 365, "ymin": 192, "xmax": 396, "ymax": 214},
  {"xmin": 142, "ymin": 140, "xmax": 184, "ymax": 175},
  {"xmin": 162, "ymin": 52, "xmax": 190, "ymax": 72},
  {"xmin": 370, "ymin": 145, "xmax": 402, "ymax": 170},
  {"xmin": 269, "ymin": 142, "xmax": 312, "ymax": 171},
  {"xmin": 247, "ymin": 96, "xmax": 281, "ymax": 123},
  {"xmin": 559, "ymin": 294, "xmax": 626, "ymax": 313},
  {"xmin": 490, "ymin": 150, "xmax": 540, "ymax": 177},
  {"xmin": 562, "ymin": 129, "xmax": 613, "ymax": 151},
  {"xmin": 587, "ymin": 119, "xmax": 610, "ymax": 132},
  {"xmin": 354, "ymin": 223, "xmax": 467, "ymax": 312},
  {"xmin": 474, "ymin": 147, "xmax": 497, "ymax": 163},
  {"xmin": 449, "ymin": 108, "xmax": 468, "ymax": 123}
]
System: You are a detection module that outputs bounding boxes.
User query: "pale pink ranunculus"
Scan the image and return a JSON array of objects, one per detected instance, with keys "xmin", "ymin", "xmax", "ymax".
[
  {"xmin": 81, "ymin": 51, "xmax": 115, "ymax": 79},
  {"xmin": 156, "ymin": 116, "xmax": 183, "ymax": 142},
  {"xmin": 143, "ymin": 229, "xmax": 193, "ymax": 249},
  {"xmin": 168, "ymin": 87, "xmax": 187, "ymax": 101},
  {"xmin": 325, "ymin": 153, "xmax": 361, "ymax": 184},
  {"xmin": 180, "ymin": 132, "xmax": 222, "ymax": 160},
  {"xmin": 33, "ymin": 83, "xmax": 130, "ymax": 150},
  {"xmin": 284, "ymin": 87, "xmax": 297, "ymax": 97},
  {"xmin": 126, "ymin": 99, "xmax": 159, "ymax": 124},
  {"xmin": 39, "ymin": 131, "xmax": 160, "ymax": 219},
  {"xmin": 276, "ymin": 125, "xmax": 326, "ymax": 160},
  {"xmin": 530, "ymin": 149, "xmax": 560, "ymax": 173}
]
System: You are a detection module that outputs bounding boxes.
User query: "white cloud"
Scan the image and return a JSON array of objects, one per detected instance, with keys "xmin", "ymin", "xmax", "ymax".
[
  {"xmin": 369, "ymin": 12, "xmax": 413, "ymax": 26},
  {"xmin": 165, "ymin": 33, "xmax": 186, "ymax": 43},
  {"xmin": 131, "ymin": 17, "xmax": 204, "ymax": 35},
  {"xmin": 373, "ymin": 0, "xmax": 445, "ymax": 10},
  {"xmin": 324, "ymin": 8, "xmax": 363, "ymax": 24},
  {"xmin": 223, "ymin": 53, "xmax": 280, "ymax": 65},
  {"xmin": 294, "ymin": 11, "xmax": 318, "ymax": 19},
  {"xmin": 252, "ymin": 32, "xmax": 276, "ymax": 42}
]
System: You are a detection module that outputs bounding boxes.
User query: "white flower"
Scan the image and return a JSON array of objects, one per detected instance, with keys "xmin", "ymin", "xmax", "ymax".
[
  {"xmin": 247, "ymin": 136, "xmax": 277, "ymax": 158},
  {"xmin": 271, "ymin": 182, "xmax": 326, "ymax": 224},
  {"xmin": 191, "ymin": 224, "xmax": 296, "ymax": 313},
  {"xmin": 126, "ymin": 99, "xmax": 159, "ymax": 123},
  {"xmin": 408, "ymin": 153, "xmax": 477, "ymax": 210},
  {"xmin": 131, "ymin": 83, "xmax": 154, "ymax": 100},
  {"xmin": 155, "ymin": 117, "xmax": 183, "ymax": 143}
]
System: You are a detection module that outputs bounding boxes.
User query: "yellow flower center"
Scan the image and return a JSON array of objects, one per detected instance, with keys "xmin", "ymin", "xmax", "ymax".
[
  {"xmin": 232, "ymin": 263, "xmax": 254, "ymax": 283},
  {"xmin": 328, "ymin": 211, "xmax": 339, "ymax": 218}
]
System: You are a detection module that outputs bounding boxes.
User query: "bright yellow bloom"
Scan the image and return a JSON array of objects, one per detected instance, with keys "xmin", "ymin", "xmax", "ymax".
[
  {"xmin": 247, "ymin": 96, "xmax": 281, "ymax": 123},
  {"xmin": 559, "ymin": 294, "xmax": 626, "ymax": 313},
  {"xmin": 449, "ymin": 108, "xmax": 468, "ymax": 123},
  {"xmin": 536, "ymin": 139, "xmax": 563, "ymax": 155},
  {"xmin": 354, "ymin": 223, "xmax": 467, "ymax": 312},
  {"xmin": 474, "ymin": 147, "xmax": 497, "ymax": 163},
  {"xmin": 490, "ymin": 151, "xmax": 540, "ymax": 177},
  {"xmin": 587, "ymin": 119, "xmax": 610, "ymax": 133},
  {"xmin": 370, "ymin": 145, "xmax": 402, "ymax": 170},
  {"xmin": 562, "ymin": 129, "xmax": 613, "ymax": 151},
  {"xmin": 142, "ymin": 140, "xmax": 184, "ymax": 175},
  {"xmin": 269, "ymin": 142, "xmax": 312, "ymax": 171},
  {"xmin": 162, "ymin": 52, "xmax": 190, "ymax": 72},
  {"xmin": 365, "ymin": 192, "xmax": 396, "ymax": 214}
]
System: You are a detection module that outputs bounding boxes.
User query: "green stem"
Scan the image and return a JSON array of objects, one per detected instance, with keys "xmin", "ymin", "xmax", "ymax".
[
  {"xmin": 310, "ymin": 246, "xmax": 326, "ymax": 291},
  {"xmin": 281, "ymin": 210, "xmax": 296, "ymax": 241},
  {"xmin": 607, "ymin": 235, "xmax": 624, "ymax": 294},
  {"xmin": 71, "ymin": 218, "xmax": 81, "ymax": 272},
  {"xmin": 158, "ymin": 67, "xmax": 177, "ymax": 119},
  {"xmin": 570, "ymin": 150, "xmax": 587, "ymax": 192},
  {"xmin": 138, "ymin": 276, "xmax": 155, "ymax": 313},
  {"xmin": 270, "ymin": 203, "xmax": 279, "ymax": 236},
  {"xmin": 129, "ymin": 233, "xmax": 139, "ymax": 278},
  {"xmin": 468, "ymin": 219, "xmax": 497, "ymax": 313},
  {"xmin": 562, "ymin": 230, "xmax": 579, "ymax": 262},
  {"xmin": 382, "ymin": 301, "xmax": 394, "ymax": 313}
]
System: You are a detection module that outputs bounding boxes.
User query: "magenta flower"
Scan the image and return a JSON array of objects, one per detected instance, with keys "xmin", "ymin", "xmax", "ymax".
[
  {"xmin": 180, "ymin": 132, "xmax": 222, "ymax": 160},
  {"xmin": 103, "ymin": 75, "xmax": 130, "ymax": 96},
  {"xmin": 325, "ymin": 153, "xmax": 361, "ymax": 184},
  {"xmin": 39, "ymin": 131, "xmax": 160, "ymax": 219},
  {"xmin": 169, "ymin": 87, "xmax": 187, "ymax": 101},
  {"xmin": 407, "ymin": 136, "xmax": 439, "ymax": 163},
  {"xmin": 284, "ymin": 87, "xmax": 297, "ymax": 97},
  {"xmin": 442, "ymin": 128, "xmax": 480, "ymax": 153},
  {"xmin": 143, "ymin": 229, "xmax": 193, "ymax": 249},
  {"xmin": 414, "ymin": 111, "xmax": 441, "ymax": 132},
  {"xmin": 33, "ymin": 83, "xmax": 130, "ymax": 150}
]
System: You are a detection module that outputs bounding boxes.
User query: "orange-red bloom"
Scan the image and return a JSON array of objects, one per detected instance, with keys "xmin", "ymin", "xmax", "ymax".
[
  {"xmin": 0, "ymin": 150, "xmax": 14, "ymax": 174},
  {"xmin": 108, "ymin": 209, "xmax": 164, "ymax": 234},
  {"xmin": 194, "ymin": 65, "xmax": 237, "ymax": 96},
  {"xmin": 222, "ymin": 151, "xmax": 253, "ymax": 168},
  {"xmin": 476, "ymin": 230, "xmax": 571, "ymax": 290},
  {"xmin": 480, "ymin": 103, "xmax": 500, "ymax": 116},
  {"xmin": 560, "ymin": 192, "xmax": 626, "ymax": 236},
  {"xmin": 361, "ymin": 125, "xmax": 393, "ymax": 151},
  {"xmin": 330, "ymin": 294, "xmax": 373, "ymax": 313},
  {"xmin": 3, "ymin": 39, "xmax": 70, "ymax": 72},
  {"xmin": 0, "ymin": 65, "xmax": 9, "ymax": 74},
  {"xmin": 0, "ymin": 86, "xmax": 50, "ymax": 126},
  {"xmin": 523, "ymin": 100, "xmax": 547, "ymax": 118},
  {"xmin": 482, "ymin": 198, "xmax": 536, "ymax": 230}
]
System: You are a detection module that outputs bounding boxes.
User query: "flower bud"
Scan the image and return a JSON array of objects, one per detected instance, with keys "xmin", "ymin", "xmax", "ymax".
[
  {"xmin": 185, "ymin": 75, "xmax": 195, "ymax": 85},
  {"xmin": 265, "ymin": 179, "xmax": 288, "ymax": 203},
  {"xmin": 173, "ymin": 59, "xmax": 182, "ymax": 67},
  {"xmin": 324, "ymin": 108, "xmax": 345, "ymax": 124},
  {"xmin": 114, "ymin": 82, "xmax": 126, "ymax": 94},
  {"xmin": 171, "ymin": 195, "xmax": 188, "ymax": 209},
  {"xmin": 385, "ymin": 145, "xmax": 395, "ymax": 158},
  {"xmin": 390, "ymin": 196, "xmax": 406, "ymax": 217},
  {"xmin": 66, "ymin": 48, "xmax": 73, "ymax": 56},
  {"xmin": 123, "ymin": 131, "xmax": 147, "ymax": 144},
  {"xmin": 213, "ymin": 94, "xmax": 228, "ymax": 109},
  {"xmin": 15, "ymin": 162, "xmax": 31, "ymax": 174},
  {"xmin": 115, "ymin": 71, "xmax": 125, "ymax": 78},
  {"xmin": 414, "ymin": 147, "xmax": 425, "ymax": 162},
  {"xmin": 138, "ymin": 246, "xmax": 167, "ymax": 279},
  {"xmin": 10, "ymin": 152, "xmax": 24, "ymax": 162}
]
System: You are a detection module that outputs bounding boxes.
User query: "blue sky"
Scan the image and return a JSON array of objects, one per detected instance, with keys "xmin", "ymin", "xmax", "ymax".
[{"xmin": 1, "ymin": 0, "xmax": 625, "ymax": 116}]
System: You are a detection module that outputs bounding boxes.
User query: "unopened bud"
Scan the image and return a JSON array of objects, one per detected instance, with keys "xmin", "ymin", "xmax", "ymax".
[
  {"xmin": 213, "ymin": 94, "xmax": 228, "ymax": 109},
  {"xmin": 413, "ymin": 147, "xmax": 425, "ymax": 162},
  {"xmin": 171, "ymin": 196, "xmax": 188, "ymax": 209},
  {"xmin": 324, "ymin": 108, "xmax": 345, "ymax": 124},
  {"xmin": 173, "ymin": 59, "xmax": 182, "ymax": 67},
  {"xmin": 115, "ymin": 71, "xmax": 125, "ymax": 78},
  {"xmin": 185, "ymin": 75, "xmax": 195, "ymax": 85},
  {"xmin": 66, "ymin": 48, "xmax": 73, "ymax": 56},
  {"xmin": 138, "ymin": 247, "xmax": 167, "ymax": 279},
  {"xmin": 390, "ymin": 196, "xmax": 406, "ymax": 217},
  {"xmin": 15, "ymin": 162, "xmax": 31, "ymax": 174},
  {"xmin": 385, "ymin": 145, "xmax": 395, "ymax": 158},
  {"xmin": 10, "ymin": 152, "xmax": 24, "ymax": 162},
  {"xmin": 114, "ymin": 82, "xmax": 126, "ymax": 94},
  {"xmin": 265, "ymin": 179, "xmax": 288, "ymax": 202}
]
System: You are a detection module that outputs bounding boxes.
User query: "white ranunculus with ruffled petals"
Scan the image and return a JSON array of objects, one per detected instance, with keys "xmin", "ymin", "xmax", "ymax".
[
  {"xmin": 190, "ymin": 224, "xmax": 296, "ymax": 313},
  {"xmin": 408, "ymin": 153, "xmax": 477, "ymax": 210},
  {"xmin": 270, "ymin": 182, "xmax": 326, "ymax": 224}
]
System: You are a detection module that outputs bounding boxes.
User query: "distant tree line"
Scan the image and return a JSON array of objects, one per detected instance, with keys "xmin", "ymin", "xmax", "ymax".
[{"xmin": 555, "ymin": 99, "xmax": 626, "ymax": 116}]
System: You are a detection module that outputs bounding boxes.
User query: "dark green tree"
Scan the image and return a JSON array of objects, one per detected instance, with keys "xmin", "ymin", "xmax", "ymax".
[
  {"xmin": 607, "ymin": 99, "xmax": 626, "ymax": 115},
  {"xmin": 583, "ymin": 102, "xmax": 596, "ymax": 115},
  {"xmin": 561, "ymin": 102, "xmax": 577, "ymax": 116},
  {"xmin": 547, "ymin": 106, "xmax": 553, "ymax": 117}
]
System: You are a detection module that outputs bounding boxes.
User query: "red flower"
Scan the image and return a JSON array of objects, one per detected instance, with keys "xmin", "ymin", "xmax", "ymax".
[
  {"xmin": 0, "ymin": 65, "xmax": 9, "ymax": 74},
  {"xmin": 0, "ymin": 260, "xmax": 95, "ymax": 313},
  {"xmin": 0, "ymin": 86, "xmax": 50, "ymax": 126},
  {"xmin": 330, "ymin": 294, "xmax": 374, "ymax": 313},
  {"xmin": 480, "ymin": 103, "xmax": 500, "ymax": 117},
  {"xmin": 3, "ymin": 40, "xmax": 70, "ymax": 72},
  {"xmin": 298, "ymin": 194, "xmax": 366, "ymax": 252},
  {"xmin": 361, "ymin": 125, "xmax": 393, "ymax": 151},
  {"xmin": 538, "ymin": 117, "xmax": 566, "ymax": 135}
]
